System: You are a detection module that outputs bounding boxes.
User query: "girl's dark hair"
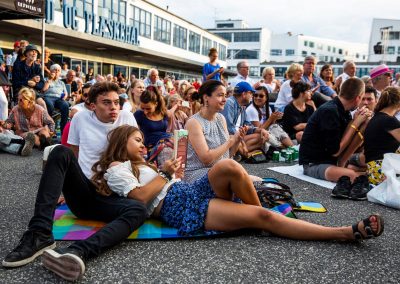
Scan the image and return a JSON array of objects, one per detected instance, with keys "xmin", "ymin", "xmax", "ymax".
[
  {"xmin": 290, "ymin": 81, "xmax": 311, "ymax": 99},
  {"xmin": 208, "ymin": 47, "xmax": 218, "ymax": 57},
  {"xmin": 319, "ymin": 64, "xmax": 334, "ymax": 83},
  {"xmin": 88, "ymin": 81, "xmax": 120, "ymax": 103},
  {"xmin": 140, "ymin": 86, "xmax": 167, "ymax": 116},
  {"xmin": 91, "ymin": 125, "xmax": 157, "ymax": 196},
  {"xmin": 375, "ymin": 86, "xmax": 400, "ymax": 113},
  {"xmin": 198, "ymin": 79, "xmax": 224, "ymax": 104},
  {"xmin": 252, "ymin": 86, "xmax": 270, "ymax": 120}
]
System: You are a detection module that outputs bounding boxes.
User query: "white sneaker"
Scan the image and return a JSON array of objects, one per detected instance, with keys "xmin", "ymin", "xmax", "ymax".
[{"xmin": 42, "ymin": 248, "xmax": 85, "ymax": 281}]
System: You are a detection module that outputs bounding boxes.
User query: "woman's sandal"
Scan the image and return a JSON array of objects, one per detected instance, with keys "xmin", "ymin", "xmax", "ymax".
[{"xmin": 352, "ymin": 214, "xmax": 384, "ymax": 241}]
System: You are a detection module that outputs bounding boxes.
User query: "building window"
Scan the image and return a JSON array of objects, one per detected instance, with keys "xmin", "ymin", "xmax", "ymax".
[
  {"xmin": 218, "ymin": 44, "xmax": 227, "ymax": 61},
  {"xmin": 173, "ymin": 24, "xmax": 187, "ymax": 49},
  {"xmin": 233, "ymin": 32, "xmax": 260, "ymax": 42},
  {"xmin": 317, "ymin": 43, "xmax": 323, "ymax": 50},
  {"xmin": 202, "ymin": 37, "xmax": 212, "ymax": 56},
  {"xmin": 311, "ymin": 52, "xmax": 316, "ymax": 56},
  {"xmin": 217, "ymin": 23, "xmax": 234, "ymax": 28},
  {"xmin": 189, "ymin": 31, "xmax": 201, "ymax": 53},
  {"xmin": 112, "ymin": 0, "xmax": 119, "ymax": 21},
  {"xmin": 250, "ymin": 66, "xmax": 259, "ymax": 77},
  {"xmin": 270, "ymin": 49, "xmax": 282, "ymax": 56},
  {"xmin": 338, "ymin": 49, "xmax": 343, "ymax": 55},
  {"xmin": 327, "ymin": 46, "xmax": 331, "ymax": 52},
  {"xmin": 75, "ymin": 0, "xmax": 84, "ymax": 17},
  {"xmin": 119, "ymin": 1, "xmax": 126, "ymax": 23},
  {"xmin": 285, "ymin": 49, "xmax": 295, "ymax": 56},
  {"xmin": 398, "ymin": 47, "xmax": 400, "ymax": 55},
  {"xmin": 356, "ymin": 53, "xmax": 360, "ymax": 58},
  {"xmin": 215, "ymin": 32, "xmax": 232, "ymax": 42},
  {"xmin": 382, "ymin": 31, "xmax": 400, "ymax": 40},
  {"xmin": 302, "ymin": 51, "xmax": 307, "ymax": 56},
  {"xmin": 309, "ymin": 41, "xmax": 315, "ymax": 48},
  {"xmin": 213, "ymin": 41, "xmax": 218, "ymax": 48},
  {"xmin": 98, "ymin": 0, "xmax": 112, "ymax": 18},
  {"xmin": 229, "ymin": 49, "xmax": 259, "ymax": 59},
  {"xmin": 333, "ymin": 47, "xmax": 336, "ymax": 53},
  {"xmin": 387, "ymin": 46, "xmax": 395, "ymax": 54},
  {"xmin": 154, "ymin": 16, "xmax": 171, "ymax": 44},
  {"xmin": 304, "ymin": 41, "xmax": 308, "ymax": 47},
  {"xmin": 363, "ymin": 55, "xmax": 366, "ymax": 60},
  {"xmin": 130, "ymin": 6, "xmax": 151, "ymax": 38},
  {"xmin": 275, "ymin": 67, "xmax": 287, "ymax": 78}
]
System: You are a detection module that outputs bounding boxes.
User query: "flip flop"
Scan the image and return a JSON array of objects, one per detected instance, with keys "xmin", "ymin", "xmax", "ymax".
[{"xmin": 352, "ymin": 214, "xmax": 384, "ymax": 241}]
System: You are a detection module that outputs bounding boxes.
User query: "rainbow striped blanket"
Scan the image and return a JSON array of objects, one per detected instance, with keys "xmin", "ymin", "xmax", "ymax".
[{"xmin": 53, "ymin": 203, "xmax": 295, "ymax": 241}]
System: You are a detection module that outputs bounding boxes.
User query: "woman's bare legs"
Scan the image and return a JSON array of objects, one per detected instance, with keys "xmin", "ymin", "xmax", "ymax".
[
  {"xmin": 204, "ymin": 199, "xmax": 379, "ymax": 241},
  {"xmin": 208, "ymin": 159, "xmax": 261, "ymax": 206}
]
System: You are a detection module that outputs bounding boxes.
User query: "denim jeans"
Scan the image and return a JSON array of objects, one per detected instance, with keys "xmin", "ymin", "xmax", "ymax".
[
  {"xmin": 0, "ymin": 130, "xmax": 23, "ymax": 155},
  {"xmin": 28, "ymin": 146, "xmax": 147, "ymax": 259},
  {"xmin": 43, "ymin": 96, "xmax": 69, "ymax": 133}
]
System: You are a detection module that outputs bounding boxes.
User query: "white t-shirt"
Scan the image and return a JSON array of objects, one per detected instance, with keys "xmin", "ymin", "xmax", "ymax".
[
  {"xmin": 229, "ymin": 75, "xmax": 256, "ymax": 88},
  {"xmin": 68, "ymin": 110, "xmax": 137, "ymax": 178},
  {"xmin": 104, "ymin": 161, "xmax": 179, "ymax": 217},
  {"xmin": 246, "ymin": 103, "xmax": 271, "ymax": 124},
  {"xmin": 274, "ymin": 80, "xmax": 293, "ymax": 111},
  {"xmin": 71, "ymin": 102, "xmax": 89, "ymax": 113},
  {"xmin": 122, "ymin": 101, "xmax": 133, "ymax": 112}
]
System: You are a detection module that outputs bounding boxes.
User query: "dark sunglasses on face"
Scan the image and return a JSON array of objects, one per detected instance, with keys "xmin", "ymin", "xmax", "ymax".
[{"xmin": 253, "ymin": 94, "xmax": 265, "ymax": 99}]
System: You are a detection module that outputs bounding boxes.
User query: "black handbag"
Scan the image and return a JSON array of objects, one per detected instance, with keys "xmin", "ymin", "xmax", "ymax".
[{"xmin": 253, "ymin": 181, "xmax": 297, "ymax": 209}]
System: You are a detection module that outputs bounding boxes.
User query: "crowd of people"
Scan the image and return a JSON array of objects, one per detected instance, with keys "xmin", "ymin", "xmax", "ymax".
[{"xmin": 0, "ymin": 43, "xmax": 394, "ymax": 281}]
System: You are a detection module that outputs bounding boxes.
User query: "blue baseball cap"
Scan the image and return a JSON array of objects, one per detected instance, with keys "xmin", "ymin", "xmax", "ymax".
[{"xmin": 234, "ymin": 81, "xmax": 255, "ymax": 94}]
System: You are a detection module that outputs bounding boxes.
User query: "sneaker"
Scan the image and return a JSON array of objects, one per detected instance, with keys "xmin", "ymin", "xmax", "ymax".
[
  {"xmin": 2, "ymin": 230, "xmax": 55, "ymax": 268},
  {"xmin": 42, "ymin": 247, "xmax": 85, "ymax": 281},
  {"xmin": 349, "ymin": 175, "xmax": 370, "ymax": 201},
  {"xmin": 21, "ymin": 132, "xmax": 35, "ymax": 157},
  {"xmin": 331, "ymin": 176, "xmax": 352, "ymax": 198}
]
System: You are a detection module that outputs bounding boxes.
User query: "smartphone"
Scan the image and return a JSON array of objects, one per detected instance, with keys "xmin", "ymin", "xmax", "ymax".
[{"xmin": 182, "ymin": 101, "xmax": 190, "ymax": 108}]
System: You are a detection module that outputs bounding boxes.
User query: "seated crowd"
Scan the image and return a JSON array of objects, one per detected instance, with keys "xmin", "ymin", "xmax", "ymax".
[{"xmin": 0, "ymin": 44, "xmax": 396, "ymax": 281}]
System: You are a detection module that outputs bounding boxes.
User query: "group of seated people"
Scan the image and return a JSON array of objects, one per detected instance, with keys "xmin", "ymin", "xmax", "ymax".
[
  {"xmin": 2, "ymin": 79, "xmax": 385, "ymax": 281},
  {"xmin": 0, "ymin": 48, "xmax": 395, "ymax": 281}
]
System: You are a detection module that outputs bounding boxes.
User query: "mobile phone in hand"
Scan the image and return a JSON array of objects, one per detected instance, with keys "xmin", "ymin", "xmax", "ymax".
[{"xmin": 182, "ymin": 101, "xmax": 190, "ymax": 108}]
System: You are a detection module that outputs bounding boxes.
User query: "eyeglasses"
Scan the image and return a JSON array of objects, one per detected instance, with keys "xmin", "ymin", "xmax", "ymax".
[
  {"xmin": 240, "ymin": 66, "xmax": 249, "ymax": 69},
  {"xmin": 253, "ymin": 94, "xmax": 265, "ymax": 99}
]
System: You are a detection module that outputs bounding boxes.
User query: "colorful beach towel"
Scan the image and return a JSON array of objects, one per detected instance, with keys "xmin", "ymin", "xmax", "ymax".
[
  {"xmin": 53, "ymin": 203, "xmax": 295, "ymax": 241},
  {"xmin": 295, "ymin": 201, "xmax": 327, "ymax": 213}
]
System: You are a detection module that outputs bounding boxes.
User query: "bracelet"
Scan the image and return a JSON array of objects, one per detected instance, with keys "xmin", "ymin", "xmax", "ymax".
[
  {"xmin": 159, "ymin": 170, "xmax": 172, "ymax": 182},
  {"xmin": 356, "ymin": 131, "xmax": 364, "ymax": 142},
  {"xmin": 350, "ymin": 124, "xmax": 359, "ymax": 132}
]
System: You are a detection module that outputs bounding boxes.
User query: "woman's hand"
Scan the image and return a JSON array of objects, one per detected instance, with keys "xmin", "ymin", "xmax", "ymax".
[
  {"xmin": 162, "ymin": 157, "xmax": 182, "ymax": 176},
  {"xmin": 353, "ymin": 106, "xmax": 371, "ymax": 127},
  {"xmin": 270, "ymin": 111, "xmax": 283, "ymax": 123}
]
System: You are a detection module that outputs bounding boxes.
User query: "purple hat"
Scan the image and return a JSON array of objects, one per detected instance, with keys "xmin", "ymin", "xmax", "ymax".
[
  {"xmin": 234, "ymin": 81, "xmax": 255, "ymax": 94},
  {"xmin": 370, "ymin": 64, "xmax": 393, "ymax": 79}
]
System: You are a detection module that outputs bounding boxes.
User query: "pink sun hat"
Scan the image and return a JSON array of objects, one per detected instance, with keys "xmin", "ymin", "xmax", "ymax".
[{"xmin": 369, "ymin": 64, "xmax": 394, "ymax": 79}]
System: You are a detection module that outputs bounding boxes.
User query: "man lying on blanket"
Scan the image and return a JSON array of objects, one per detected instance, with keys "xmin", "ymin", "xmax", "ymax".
[{"xmin": 299, "ymin": 78, "xmax": 372, "ymax": 199}]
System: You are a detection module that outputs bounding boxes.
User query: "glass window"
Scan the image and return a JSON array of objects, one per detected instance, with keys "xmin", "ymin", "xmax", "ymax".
[
  {"xmin": 215, "ymin": 32, "xmax": 232, "ymax": 42},
  {"xmin": 202, "ymin": 37, "xmax": 212, "ymax": 56},
  {"xmin": 338, "ymin": 49, "xmax": 343, "ymax": 55},
  {"xmin": 130, "ymin": 67, "xmax": 140, "ymax": 79},
  {"xmin": 333, "ymin": 47, "xmax": 336, "ymax": 53},
  {"xmin": 398, "ymin": 47, "xmax": 400, "ymax": 55},
  {"xmin": 233, "ymin": 32, "xmax": 260, "ymax": 42},
  {"xmin": 98, "ymin": 0, "xmax": 111, "ymax": 18},
  {"xmin": 327, "ymin": 46, "xmax": 331, "ymax": 52},
  {"xmin": 302, "ymin": 50, "xmax": 307, "ymax": 56},
  {"xmin": 304, "ymin": 41, "xmax": 308, "ymax": 47},
  {"xmin": 217, "ymin": 23, "xmax": 234, "ymax": 28},
  {"xmin": 387, "ymin": 46, "xmax": 395, "ymax": 54},
  {"xmin": 119, "ymin": 1, "xmax": 126, "ymax": 24},
  {"xmin": 130, "ymin": 5, "xmax": 151, "ymax": 38},
  {"xmin": 275, "ymin": 67, "xmax": 287, "ymax": 78},
  {"xmin": 85, "ymin": 0, "xmax": 93, "ymax": 15},
  {"xmin": 249, "ymin": 66, "xmax": 259, "ymax": 77},
  {"xmin": 75, "ymin": 0, "xmax": 84, "ymax": 17},
  {"xmin": 189, "ymin": 31, "xmax": 201, "ymax": 54},
  {"xmin": 112, "ymin": 0, "xmax": 119, "ymax": 21},
  {"xmin": 173, "ymin": 24, "xmax": 187, "ymax": 49},
  {"xmin": 311, "ymin": 52, "xmax": 316, "ymax": 56},
  {"xmin": 232, "ymin": 49, "xmax": 259, "ymax": 59},
  {"xmin": 218, "ymin": 44, "xmax": 227, "ymax": 61},
  {"xmin": 270, "ymin": 49, "xmax": 282, "ymax": 56},
  {"xmin": 384, "ymin": 31, "xmax": 400, "ymax": 40},
  {"xmin": 309, "ymin": 41, "xmax": 315, "ymax": 48},
  {"xmin": 317, "ymin": 43, "xmax": 323, "ymax": 50},
  {"xmin": 154, "ymin": 16, "xmax": 171, "ymax": 44},
  {"xmin": 285, "ymin": 49, "xmax": 295, "ymax": 56}
]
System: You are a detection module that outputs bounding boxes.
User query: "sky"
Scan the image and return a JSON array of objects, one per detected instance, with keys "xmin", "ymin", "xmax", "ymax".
[{"xmin": 149, "ymin": 0, "xmax": 399, "ymax": 44}]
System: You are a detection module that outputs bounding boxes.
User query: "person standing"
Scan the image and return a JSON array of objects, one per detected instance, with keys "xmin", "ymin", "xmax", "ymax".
[{"xmin": 202, "ymin": 48, "xmax": 224, "ymax": 82}]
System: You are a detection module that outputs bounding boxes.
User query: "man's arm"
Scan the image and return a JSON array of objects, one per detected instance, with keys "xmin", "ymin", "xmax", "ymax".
[
  {"xmin": 70, "ymin": 145, "xmax": 79, "ymax": 158},
  {"xmin": 220, "ymin": 99, "xmax": 237, "ymax": 135}
]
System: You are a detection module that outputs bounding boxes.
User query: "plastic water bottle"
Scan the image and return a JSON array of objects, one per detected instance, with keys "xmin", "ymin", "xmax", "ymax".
[{"xmin": 56, "ymin": 120, "xmax": 61, "ymax": 140}]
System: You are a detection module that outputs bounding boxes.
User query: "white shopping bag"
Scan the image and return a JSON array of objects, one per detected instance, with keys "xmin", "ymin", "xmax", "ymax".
[{"xmin": 367, "ymin": 153, "xmax": 400, "ymax": 209}]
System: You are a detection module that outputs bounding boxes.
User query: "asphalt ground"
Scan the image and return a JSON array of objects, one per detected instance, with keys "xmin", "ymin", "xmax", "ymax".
[{"xmin": 0, "ymin": 150, "xmax": 399, "ymax": 283}]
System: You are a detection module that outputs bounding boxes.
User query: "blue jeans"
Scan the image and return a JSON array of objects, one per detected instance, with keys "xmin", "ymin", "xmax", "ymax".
[
  {"xmin": 43, "ymin": 96, "xmax": 69, "ymax": 133},
  {"xmin": 28, "ymin": 146, "xmax": 147, "ymax": 259}
]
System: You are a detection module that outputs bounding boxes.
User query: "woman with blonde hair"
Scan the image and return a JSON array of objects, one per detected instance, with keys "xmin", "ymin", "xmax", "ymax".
[
  {"xmin": 364, "ymin": 86, "xmax": 400, "ymax": 185},
  {"xmin": 126, "ymin": 79, "xmax": 145, "ymax": 112},
  {"xmin": 274, "ymin": 63, "xmax": 304, "ymax": 111},
  {"xmin": 5, "ymin": 87, "xmax": 54, "ymax": 149},
  {"xmin": 261, "ymin": 67, "xmax": 281, "ymax": 93}
]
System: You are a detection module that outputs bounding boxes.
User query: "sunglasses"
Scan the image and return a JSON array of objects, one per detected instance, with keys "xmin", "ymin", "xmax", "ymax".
[{"xmin": 253, "ymin": 94, "xmax": 266, "ymax": 99}]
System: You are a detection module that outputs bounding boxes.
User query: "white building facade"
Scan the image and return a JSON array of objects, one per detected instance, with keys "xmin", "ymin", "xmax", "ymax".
[
  {"xmin": 208, "ymin": 20, "xmax": 271, "ymax": 77},
  {"xmin": 368, "ymin": 18, "xmax": 400, "ymax": 63},
  {"xmin": 0, "ymin": 0, "xmax": 228, "ymax": 79}
]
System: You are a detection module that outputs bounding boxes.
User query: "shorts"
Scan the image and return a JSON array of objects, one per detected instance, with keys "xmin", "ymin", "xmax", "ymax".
[
  {"xmin": 160, "ymin": 174, "xmax": 217, "ymax": 236},
  {"xmin": 303, "ymin": 163, "xmax": 333, "ymax": 180},
  {"xmin": 268, "ymin": 124, "xmax": 289, "ymax": 141}
]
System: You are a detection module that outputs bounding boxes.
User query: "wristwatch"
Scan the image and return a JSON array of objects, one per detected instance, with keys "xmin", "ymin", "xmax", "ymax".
[{"xmin": 159, "ymin": 171, "xmax": 172, "ymax": 182}]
